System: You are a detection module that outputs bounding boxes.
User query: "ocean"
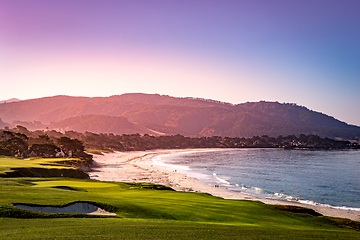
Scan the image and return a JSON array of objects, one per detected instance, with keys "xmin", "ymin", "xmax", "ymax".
[{"xmin": 149, "ymin": 148, "xmax": 360, "ymax": 212}]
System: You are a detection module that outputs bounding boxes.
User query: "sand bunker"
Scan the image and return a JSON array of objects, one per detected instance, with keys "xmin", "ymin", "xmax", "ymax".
[{"xmin": 14, "ymin": 202, "xmax": 116, "ymax": 216}]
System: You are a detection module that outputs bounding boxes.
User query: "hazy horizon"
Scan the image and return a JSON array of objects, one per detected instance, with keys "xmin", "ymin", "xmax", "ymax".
[{"xmin": 1, "ymin": 1, "xmax": 360, "ymax": 126}]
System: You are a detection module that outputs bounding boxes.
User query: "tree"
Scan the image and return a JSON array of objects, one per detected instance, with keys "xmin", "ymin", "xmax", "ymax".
[
  {"xmin": 29, "ymin": 143, "xmax": 60, "ymax": 157},
  {"xmin": 0, "ymin": 135, "xmax": 28, "ymax": 157},
  {"xmin": 56, "ymin": 136, "xmax": 92, "ymax": 161},
  {"xmin": 57, "ymin": 137, "xmax": 85, "ymax": 157}
]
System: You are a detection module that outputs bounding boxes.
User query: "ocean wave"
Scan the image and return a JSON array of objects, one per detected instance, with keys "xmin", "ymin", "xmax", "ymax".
[
  {"xmin": 150, "ymin": 155, "xmax": 210, "ymax": 180},
  {"xmin": 212, "ymin": 172, "xmax": 360, "ymax": 212},
  {"xmin": 213, "ymin": 173, "xmax": 231, "ymax": 185},
  {"xmin": 152, "ymin": 156, "xmax": 191, "ymax": 171},
  {"xmin": 298, "ymin": 200, "xmax": 360, "ymax": 212},
  {"xmin": 213, "ymin": 173, "xmax": 285, "ymax": 197}
]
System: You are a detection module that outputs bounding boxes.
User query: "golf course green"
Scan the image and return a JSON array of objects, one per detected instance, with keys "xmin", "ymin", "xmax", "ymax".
[{"xmin": 0, "ymin": 157, "xmax": 359, "ymax": 239}]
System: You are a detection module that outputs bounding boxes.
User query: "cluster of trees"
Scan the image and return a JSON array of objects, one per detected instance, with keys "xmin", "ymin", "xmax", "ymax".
[
  {"xmin": 1, "ymin": 126, "xmax": 358, "ymax": 160},
  {"xmin": 0, "ymin": 130, "xmax": 28, "ymax": 157},
  {"xmin": 221, "ymin": 134, "xmax": 359, "ymax": 149},
  {"xmin": 73, "ymin": 132, "xmax": 358, "ymax": 151},
  {"xmin": 0, "ymin": 126, "xmax": 92, "ymax": 162}
]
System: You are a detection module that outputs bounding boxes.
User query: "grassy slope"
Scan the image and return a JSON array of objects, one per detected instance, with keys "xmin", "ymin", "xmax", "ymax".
[
  {"xmin": 0, "ymin": 178, "xmax": 359, "ymax": 239},
  {"xmin": 0, "ymin": 157, "xmax": 88, "ymax": 179},
  {"xmin": 0, "ymin": 157, "xmax": 75, "ymax": 170}
]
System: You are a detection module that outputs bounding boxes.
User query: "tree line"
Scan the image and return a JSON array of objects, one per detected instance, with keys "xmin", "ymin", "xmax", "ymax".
[{"xmin": 1, "ymin": 126, "xmax": 358, "ymax": 160}]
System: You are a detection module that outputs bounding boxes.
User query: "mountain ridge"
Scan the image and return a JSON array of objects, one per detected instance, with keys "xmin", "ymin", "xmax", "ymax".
[{"xmin": 0, "ymin": 93, "xmax": 358, "ymax": 140}]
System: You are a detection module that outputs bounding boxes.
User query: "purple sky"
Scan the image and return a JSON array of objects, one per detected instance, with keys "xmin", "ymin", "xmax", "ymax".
[{"xmin": 1, "ymin": 0, "xmax": 360, "ymax": 126}]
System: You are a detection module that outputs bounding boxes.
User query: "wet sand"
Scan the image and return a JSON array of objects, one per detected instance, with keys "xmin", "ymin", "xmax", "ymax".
[{"xmin": 89, "ymin": 149, "xmax": 360, "ymax": 222}]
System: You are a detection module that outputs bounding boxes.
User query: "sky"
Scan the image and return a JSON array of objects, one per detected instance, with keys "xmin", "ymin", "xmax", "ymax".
[{"xmin": 1, "ymin": 0, "xmax": 360, "ymax": 126}]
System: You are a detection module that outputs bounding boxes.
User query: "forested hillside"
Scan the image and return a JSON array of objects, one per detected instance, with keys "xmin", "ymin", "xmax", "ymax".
[
  {"xmin": 0, "ymin": 94, "xmax": 359, "ymax": 140},
  {"xmin": 50, "ymin": 115, "xmax": 156, "ymax": 135}
]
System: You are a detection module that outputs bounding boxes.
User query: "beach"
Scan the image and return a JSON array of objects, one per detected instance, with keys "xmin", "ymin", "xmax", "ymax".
[{"xmin": 89, "ymin": 149, "xmax": 360, "ymax": 222}]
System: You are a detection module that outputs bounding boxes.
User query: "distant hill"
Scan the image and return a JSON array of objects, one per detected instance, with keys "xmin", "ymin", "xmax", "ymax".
[
  {"xmin": 0, "ymin": 93, "xmax": 359, "ymax": 140},
  {"xmin": 0, "ymin": 95, "xmax": 87, "ymax": 124},
  {"xmin": 0, "ymin": 98, "xmax": 21, "ymax": 104},
  {"xmin": 50, "ymin": 114, "xmax": 160, "ymax": 136}
]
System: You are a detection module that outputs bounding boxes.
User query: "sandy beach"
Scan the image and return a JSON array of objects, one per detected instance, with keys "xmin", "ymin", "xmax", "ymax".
[{"xmin": 89, "ymin": 149, "xmax": 360, "ymax": 222}]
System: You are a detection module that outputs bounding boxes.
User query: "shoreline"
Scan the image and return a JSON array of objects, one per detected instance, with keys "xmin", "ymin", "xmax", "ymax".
[{"xmin": 89, "ymin": 149, "xmax": 360, "ymax": 222}]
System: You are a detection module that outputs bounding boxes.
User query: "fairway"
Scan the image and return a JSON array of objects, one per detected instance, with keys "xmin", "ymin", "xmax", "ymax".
[
  {"xmin": 1, "ymin": 218, "xmax": 360, "ymax": 240},
  {"xmin": 0, "ymin": 157, "xmax": 89, "ymax": 179},
  {"xmin": 0, "ymin": 178, "xmax": 359, "ymax": 239},
  {"xmin": 32, "ymin": 180, "xmax": 118, "ymax": 188},
  {"xmin": 0, "ymin": 157, "xmax": 76, "ymax": 169}
]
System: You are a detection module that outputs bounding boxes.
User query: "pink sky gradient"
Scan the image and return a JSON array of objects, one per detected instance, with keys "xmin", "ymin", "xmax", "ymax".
[{"xmin": 1, "ymin": 0, "xmax": 360, "ymax": 126}]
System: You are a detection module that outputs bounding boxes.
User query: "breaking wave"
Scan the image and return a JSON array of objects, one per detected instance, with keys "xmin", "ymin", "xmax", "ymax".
[{"xmin": 212, "ymin": 172, "xmax": 360, "ymax": 212}]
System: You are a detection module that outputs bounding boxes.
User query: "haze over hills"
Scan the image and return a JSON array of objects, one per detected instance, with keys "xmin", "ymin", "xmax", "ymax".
[{"xmin": 0, "ymin": 93, "xmax": 359, "ymax": 140}]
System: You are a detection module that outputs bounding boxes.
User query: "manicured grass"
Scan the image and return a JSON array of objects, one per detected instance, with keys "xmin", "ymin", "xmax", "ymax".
[
  {"xmin": 0, "ymin": 177, "xmax": 359, "ymax": 239},
  {"xmin": 32, "ymin": 180, "xmax": 118, "ymax": 189},
  {"xmin": 0, "ymin": 157, "xmax": 76, "ymax": 171},
  {"xmin": 0, "ymin": 157, "xmax": 89, "ymax": 178},
  {"xmin": 1, "ymin": 218, "xmax": 360, "ymax": 240}
]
